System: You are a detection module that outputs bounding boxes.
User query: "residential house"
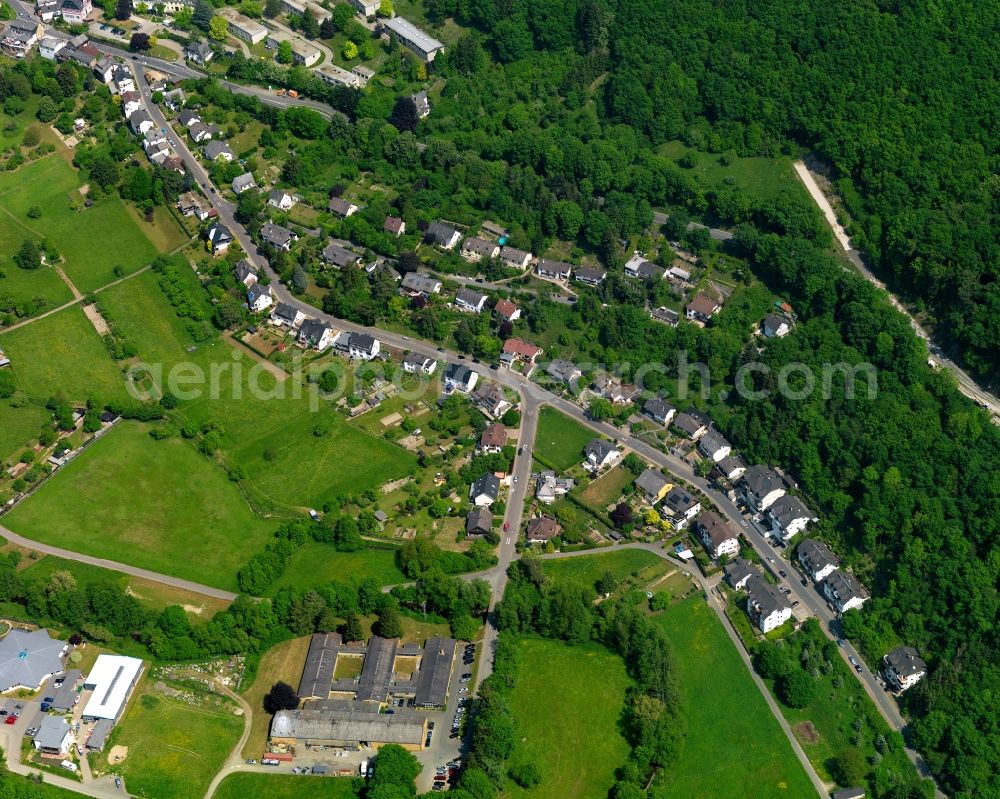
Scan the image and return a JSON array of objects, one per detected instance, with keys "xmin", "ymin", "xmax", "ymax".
[
  {"xmin": 346, "ymin": 0, "xmax": 377, "ymax": 17},
  {"xmin": 767, "ymin": 494, "xmax": 817, "ymax": 542},
  {"xmin": 425, "ymin": 222, "xmax": 461, "ymax": 249},
  {"xmin": 271, "ymin": 303, "xmax": 306, "ymax": 329},
  {"xmin": 573, "ymin": 265, "xmax": 606, "ymax": 286},
  {"xmin": 650, "ymin": 307, "xmax": 679, "ymax": 327},
  {"xmin": 189, "ymin": 122, "xmax": 214, "ymax": 143},
  {"xmin": 499, "ymin": 246, "xmax": 532, "ymax": 270},
  {"xmin": 717, "ymin": 455, "xmax": 747, "ymax": 481},
  {"xmin": 465, "ymin": 508, "xmax": 492, "ymax": 539},
  {"xmin": 328, "ymin": 197, "xmax": 358, "ymax": 217},
  {"xmin": 128, "ymin": 110, "xmax": 154, "ymax": 136},
  {"xmin": 177, "ymin": 109, "xmax": 201, "ymax": 128},
  {"xmin": 762, "ymin": 313, "xmax": 792, "ymax": 338},
  {"xmin": 696, "ymin": 511, "xmax": 739, "ymax": 560},
  {"xmin": 322, "ymin": 242, "xmax": 362, "ymax": 269},
  {"xmin": 260, "ymin": 222, "xmax": 298, "ymax": 252},
  {"xmin": 93, "ymin": 57, "xmax": 114, "ymax": 83},
  {"xmin": 59, "ymin": 42, "xmax": 99, "ymax": 68},
  {"xmin": 38, "ymin": 36, "xmax": 66, "ymax": 60},
  {"xmin": 536, "ymin": 259, "xmax": 571, "ymax": 281},
  {"xmin": 142, "ymin": 127, "xmax": 167, "ymax": 152},
  {"xmin": 383, "ymin": 216, "xmax": 405, "ymax": 237},
  {"xmin": 381, "ymin": 16, "xmax": 445, "ymax": 62},
  {"xmin": 298, "ymin": 319, "xmax": 335, "ymax": 351},
  {"xmin": 232, "ymin": 173, "xmax": 257, "ymax": 194},
  {"xmin": 348, "ymin": 333, "xmax": 380, "ymax": 361},
  {"xmin": 546, "ymin": 359, "xmax": 582, "ymax": 386},
  {"xmin": 624, "ymin": 252, "xmax": 665, "ymax": 280},
  {"xmin": 110, "ymin": 65, "xmax": 134, "ymax": 94},
  {"xmin": 535, "ymin": 471, "xmax": 574, "ymax": 504},
  {"xmin": 32, "ymin": 716, "xmax": 71, "ymax": 755},
  {"xmin": 444, "ymin": 363, "xmax": 478, "ymax": 394},
  {"xmin": 501, "ymin": 338, "xmax": 542, "ymax": 366},
  {"xmin": 723, "ymin": 558, "xmax": 760, "ymax": 591},
  {"xmin": 206, "ymin": 222, "xmax": 233, "ymax": 254},
  {"xmin": 454, "ymin": 288, "xmax": 488, "ymax": 314},
  {"xmin": 247, "ymin": 283, "xmax": 273, "ymax": 313},
  {"xmin": 686, "ymin": 293, "xmax": 721, "ymax": 322},
  {"xmin": 797, "ymin": 538, "xmax": 840, "ymax": 583},
  {"xmin": 883, "ymin": 647, "xmax": 927, "ymax": 693},
  {"xmin": 740, "ymin": 465, "xmax": 786, "ymax": 512},
  {"xmin": 698, "ymin": 431, "xmax": 732, "ymax": 463},
  {"xmin": 162, "ymin": 88, "xmax": 185, "ymax": 110},
  {"xmin": 663, "ymin": 486, "xmax": 701, "ymax": 529},
  {"xmin": 185, "ymin": 40, "xmax": 213, "ymax": 63},
  {"xmin": 400, "ymin": 273, "xmax": 442, "ymax": 297},
  {"xmin": 635, "ymin": 469, "xmax": 671, "ymax": 505},
  {"xmin": 460, "ymin": 237, "xmax": 500, "ymax": 262},
  {"xmin": 494, "ymin": 298, "xmax": 520, "ymax": 323},
  {"xmin": 2, "ymin": 20, "xmax": 43, "ymax": 57},
  {"xmin": 478, "ymin": 423, "xmax": 507, "ymax": 454},
  {"xmin": 411, "ymin": 90, "xmax": 430, "ymax": 119},
  {"xmin": 316, "ymin": 62, "xmax": 364, "ymax": 88},
  {"xmin": 176, "ymin": 191, "xmax": 214, "ymax": 221},
  {"xmin": 473, "ymin": 383, "xmax": 511, "ymax": 418},
  {"xmin": 672, "ymin": 411, "xmax": 707, "ymax": 440},
  {"xmin": 120, "ymin": 91, "xmax": 142, "ymax": 118},
  {"xmin": 822, "ymin": 570, "xmax": 870, "ymax": 614},
  {"xmin": 667, "ymin": 265, "xmax": 691, "ymax": 283},
  {"xmin": 745, "ymin": 575, "xmax": 793, "ymax": 633},
  {"xmin": 643, "ymin": 397, "xmax": 676, "ymax": 426},
  {"xmin": 35, "ymin": 1, "xmax": 61, "ymax": 23},
  {"xmin": 593, "ymin": 376, "xmax": 637, "ymax": 405},
  {"xmin": 59, "ymin": 0, "xmax": 91, "ymax": 23},
  {"xmin": 204, "ymin": 140, "xmax": 234, "ymax": 162},
  {"xmin": 402, "ymin": 352, "xmax": 437, "ymax": 374},
  {"xmin": 469, "ymin": 473, "xmax": 500, "ymax": 507},
  {"xmin": 234, "ymin": 259, "xmax": 258, "ymax": 286},
  {"xmin": 583, "ymin": 438, "xmax": 620, "ymax": 470},
  {"xmin": 525, "ymin": 516, "xmax": 561, "ymax": 544}
]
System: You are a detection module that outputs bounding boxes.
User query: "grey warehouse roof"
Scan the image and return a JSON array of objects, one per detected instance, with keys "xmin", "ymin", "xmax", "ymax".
[{"xmin": 0, "ymin": 629, "xmax": 66, "ymax": 692}]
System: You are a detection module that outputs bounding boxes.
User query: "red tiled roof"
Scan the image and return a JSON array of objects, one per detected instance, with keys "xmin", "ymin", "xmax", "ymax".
[
  {"xmin": 494, "ymin": 298, "xmax": 518, "ymax": 319},
  {"xmin": 502, "ymin": 338, "xmax": 541, "ymax": 358}
]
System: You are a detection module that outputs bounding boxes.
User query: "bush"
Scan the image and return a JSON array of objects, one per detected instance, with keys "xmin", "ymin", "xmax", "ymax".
[
  {"xmin": 778, "ymin": 669, "xmax": 816, "ymax": 709},
  {"xmin": 508, "ymin": 762, "xmax": 541, "ymax": 788}
]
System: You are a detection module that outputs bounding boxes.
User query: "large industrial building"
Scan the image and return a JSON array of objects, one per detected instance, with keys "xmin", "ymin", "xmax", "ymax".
[
  {"xmin": 271, "ymin": 702, "xmax": 428, "ymax": 752},
  {"xmin": 81, "ymin": 655, "xmax": 144, "ymax": 722},
  {"xmin": 381, "ymin": 17, "xmax": 444, "ymax": 62},
  {"xmin": 0, "ymin": 629, "xmax": 68, "ymax": 693}
]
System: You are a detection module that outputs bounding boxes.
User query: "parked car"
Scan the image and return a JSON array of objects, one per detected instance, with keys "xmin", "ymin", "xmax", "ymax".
[{"xmin": 778, "ymin": 569, "xmax": 787, "ymax": 578}]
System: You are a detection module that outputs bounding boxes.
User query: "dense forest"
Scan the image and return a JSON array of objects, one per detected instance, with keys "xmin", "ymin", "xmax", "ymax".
[{"xmin": 444, "ymin": 0, "xmax": 1000, "ymax": 380}]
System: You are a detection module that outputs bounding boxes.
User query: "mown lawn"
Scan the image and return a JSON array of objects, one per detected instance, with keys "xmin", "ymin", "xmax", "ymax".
[
  {"xmin": 240, "ymin": 635, "xmax": 313, "ymax": 759},
  {"xmin": 576, "ymin": 465, "xmax": 634, "ymax": 513},
  {"xmin": 215, "ymin": 774, "xmax": 358, "ymax": 799},
  {"xmin": 0, "ymin": 306, "xmax": 128, "ymax": 402},
  {"xmin": 502, "ymin": 637, "xmax": 632, "ymax": 799},
  {"xmin": 540, "ymin": 549, "xmax": 661, "ymax": 592},
  {"xmin": 3, "ymin": 421, "xmax": 275, "ymax": 592},
  {"xmin": 269, "ymin": 542, "xmax": 406, "ymax": 595},
  {"xmin": 650, "ymin": 597, "xmax": 816, "ymax": 799},
  {"xmin": 0, "ymin": 262, "xmax": 74, "ymax": 317},
  {"xmin": 0, "ymin": 156, "xmax": 158, "ymax": 292},
  {"xmin": 0, "ymin": 400, "xmax": 49, "ymax": 462},
  {"xmin": 108, "ymin": 679, "xmax": 243, "ymax": 799},
  {"xmin": 534, "ymin": 406, "xmax": 594, "ymax": 471}
]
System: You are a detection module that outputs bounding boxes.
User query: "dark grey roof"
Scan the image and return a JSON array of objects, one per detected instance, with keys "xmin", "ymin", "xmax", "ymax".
[
  {"xmin": 643, "ymin": 396, "xmax": 675, "ymax": 421},
  {"xmin": 574, "ymin": 265, "xmax": 606, "ymax": 283},
  {"xmin": 723, "ymin": 558, "xmax": 760, "ymax": 589},
  {"xmin": 797, "ymin": 538, "xmax": 839, "ymax": 574},
  {"xmin": 328, "ymin": 196, "xmax": 356, "ymax": 216},
  {"xmin": 403, "ymin": 351, "xmax": 430, "ymax": 368},
  {"xmin": 85, "ymin": 718, "xmax": 113, "ymax": 751},
  {"xmin": 584, "ymin": 438, "xmax": 616, "ymax": 463},
  {"xmin": 462, "ymin": 237, "xmax": 496, "ymax": 257},
  {"xmin": 664, "ymin": 485, "xmax": 699, "ymax": 514},
  {"xmin": 697, "ymin": 511, "xmax": 736, "ymax": 549},
  {"xmin": 466, "ymin": 508, "xmax": 492, "ymax": 535},
  {"xmin": 234, "ymin": 259, "xmax": 257, "ymax": 282},
  {"xmin": 401, "ymin": 272, "xmax": 441, "ymax": 294},
  {"xmin": 186, "ymin": 41, "xmax": 212, "ymax": 58},
  {"xmin": 298, "ymin": 632, "xmax": 342, "ymax": 699},
  {"xmin": 470, "ymin": 473, "xmax": 500, "ymax": 501},
  {"xmin": 247, "ymin": 283, "xmax": 270, "ymax": 305},
  {"xmin": 414, "ymin": 636, "xmax": 456, "ymax": 707},
  {"xmin": 272, "ymin": 302, "xmax": 299, "ymax": 324},
  {"xmin": 322, "ymin": 242, "xmax": 360, "ymax": 267},
  {"xmin": 207, "ymin": 221, "xmax": 232, "ymax": 244},
  {"xmin": 536, "ymin": 258, "xmax": 571, "ymax": 276},
  {"xmin": 50, "ymin": 669, "xmax": 81, "ymax": 711},
  {"xmin": 455, "ymin": 287, "xmax": 488, "ymax": 307},
  {"xmin": 742, "ymin": 465, "xmax": 784, "ymax": 499},
  {"xmin": 261, "ymin": 223, "xmax": 296, "ymax": 248},
  {"xmin": 824, "ymin": 570, "xmax": 869, "ymax": 605},
  {"xmin": 33, "ymin": 716, "xmax": 70, "ymax": 751},
  {"xmin": 204, "ymin": 140, "xmax": 232, "ymax": 159},
  {"xmin": 884, "ymin": 646, "xmax": 926, "ymax": 678},
  {"xmin": 672, "ymin": 412, "xmax": 704, "ymax": 436},
  {"xmin": 546, "ymin": 359, "xmax": 580, "ymax": 383},
  {"xmin": 500, "ymin": 246, "xmax": 530, "ymax": 265},
  {"xmin": 768, "ymin": 494, "xmax": 815, "ymax": 528},
  {"xmin": 444, "ymin": 362, "xmax": 476, "ymax": 386},
  {"xmin": 356, "ymin": 636, "xmax": 397, "ymax": 702},
  {"xmin": 831, "ymin": 790, "xmax": 865, "ymax": 799},
  {"xmin": 746, "ymin": 575, "xmax": 791, "ymax": 620},
  {"xmin": 298, "ymin": 318, "xmax": 332, "ymax": 345},
  {"xmin": 718, "ymin": 454, "xmax": 747, "ymax": 476},
  {"xmin": 177, "ymin": 109, "xmax": 200, "ymax": 126},
  {"xmin": 426, "ymin": 221, "xmax": 458, "ymax": 245},
  {"xmin": 350, "ymin": 333, "xmax": 377, "ymax": 352},
  {"xmin": 698, "ymin": 430, "xmax": 731, "ymax": 455}
]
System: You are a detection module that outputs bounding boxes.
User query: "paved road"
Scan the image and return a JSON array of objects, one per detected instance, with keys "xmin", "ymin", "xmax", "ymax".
[
  {"xmin": 793, "ymin": 161, "xmax": 1000, "ymax": 423},
  {"xmin": 652, "ymin": 210, "xmax": 733, "ymax": 242}
]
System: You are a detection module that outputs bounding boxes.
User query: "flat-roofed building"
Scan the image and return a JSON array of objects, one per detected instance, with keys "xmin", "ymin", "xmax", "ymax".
[
  {"xmin": 413, "ymin": 636, "xmax": 455, "ymax": 708},
  {"xmin": 271, "ymin": 705, "xmax": 428, "ymax": 751},
  {"xmin": 381, "ymin": 17, "xmax": 444, "ymax": 62},
  {"xmin": 298, "ymin": 632, "xmax": 342, "ymax": 700},
  {"xmin": 264, "ymin": 29, "xmax": 321, "ymax": 66},
  {"xmin": 81, "ymin": 655, "xmax": 144, "ymax": 722},
  {"xmin": 219, "ymin": 7, "xmax": 267, "ymax": 43}
]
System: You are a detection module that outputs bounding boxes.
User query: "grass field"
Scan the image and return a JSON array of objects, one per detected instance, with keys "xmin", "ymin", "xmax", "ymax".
[
  {"xmin": 651, "ymin": 597, "xmax": 816, "ymax": 799},
  {"xmin": 108, "ymin": 678, "xmax": 243, "ymax": 799},
  {"xmin": 100, "ymin": 270, "xmax": 416, "ymax": 509},
  {"xmin": 576, "ymin": 466, "xmax": 634, "ymax": 512},
  {"xmin": 534, "ymin": 407, "xmax": 594, "ymax": 471},
  {"xmin": 0, "ymin": 306, "xmax": 128, "ymax": 402},
  {"xmin": 656, "ymin": 142, "xmax": 807, "ymax": 203},
  {"xmin": 0, "ymin": 400, "xmax": 49, "ymax": 462},
  {"xmin": 3, "ymin": 422, "xmax": 275, "ymax": 592},
  {"xmin": 503, "ymin": 637, "xmax": 632, "ymax": 799},
  {"xmin": 215, "ymin": 774, "xmax": 358, "ymax": 799},
  {"xmin": 0, "ymin": 156, "xmax": 158, "ymax": 292},
  {"xmin": 269, "ymin": 543, "xmax": 406, "ymax": 595},
  {"xmin": 540, "ymin": 549, "xmax": 661, "ymax": 591},
  {"xmin": 241, "ymin": 636, "xmax": 312, "ymax": 759},
  {"xmin": 0, "ymin": 262, "xmax": 74, "ymax": 316}
]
